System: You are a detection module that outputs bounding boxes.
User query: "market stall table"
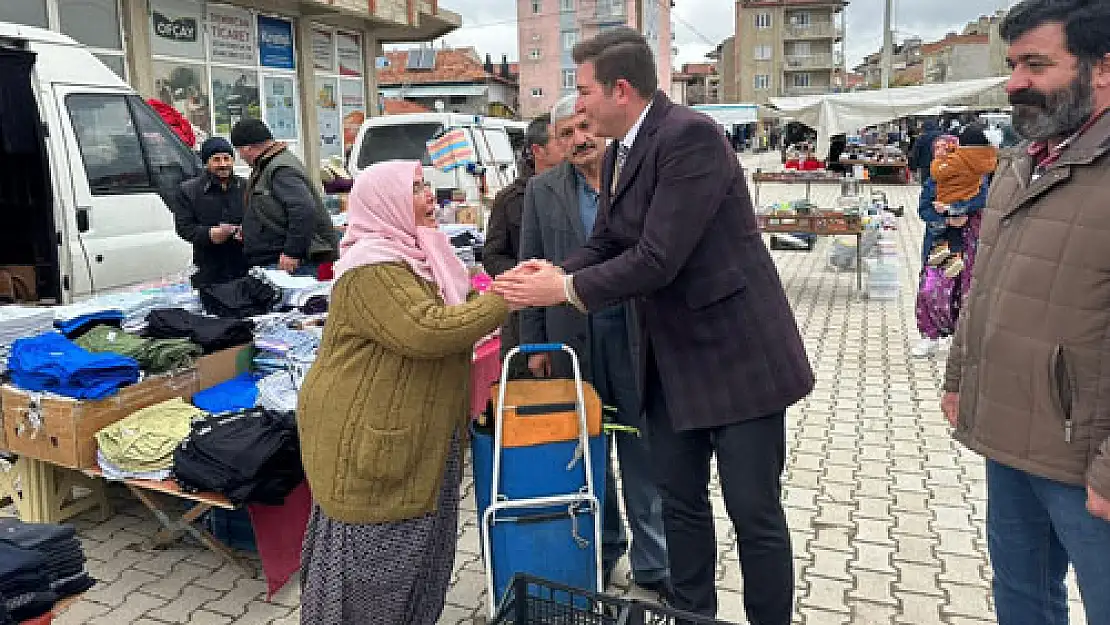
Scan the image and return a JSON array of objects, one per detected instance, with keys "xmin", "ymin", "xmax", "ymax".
[
  {"xmin": 757, "ymin": 213, "xmax": 865, "ymax": 290},
  {"xmin": 751, "ymin": 170, "xmax": 849, "ymax": 205}
]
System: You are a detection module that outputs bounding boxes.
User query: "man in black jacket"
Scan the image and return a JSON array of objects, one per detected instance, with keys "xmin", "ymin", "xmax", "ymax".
[
  {"xmin": 173, "ymin": 137, "xmax": 249, "ymax": 287},
  {"xmin": 483, "ymin": 114, "xmax": 564, "ymax": 371}
]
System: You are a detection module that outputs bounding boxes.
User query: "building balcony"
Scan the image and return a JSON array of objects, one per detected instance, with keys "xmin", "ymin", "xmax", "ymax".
[
  {"xmin": 581, "ymin": 6, "xmax": 629, "ymax": 25},
  {"xmin": 781, "ymin": 85, "xmax": 832, "ymax": 96},
  {"xmin": 783, "ymin": 22, "xmax": 843, "ymax": 41},
  {"xmin": 301, "ymin": 0, "xmax": 462, "ymax": 40},
  {"xmin": 783, "ymin": 53, "xmax": 839, "ymax": 70}
]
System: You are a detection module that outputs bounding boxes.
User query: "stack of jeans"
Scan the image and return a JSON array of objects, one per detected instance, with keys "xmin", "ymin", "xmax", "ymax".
[
  {"xmin": 0, "ymin": 520, "xmax": 94, "ymax": 602},
  {"xmin": 0, "ymin": 541, "xmax": 55, "ymax": 623}
]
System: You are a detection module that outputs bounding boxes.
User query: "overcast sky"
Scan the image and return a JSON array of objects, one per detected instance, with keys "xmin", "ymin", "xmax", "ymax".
[{"xmin": 429, "ymin": 0, "xmax": 1020, "ymax": 70}]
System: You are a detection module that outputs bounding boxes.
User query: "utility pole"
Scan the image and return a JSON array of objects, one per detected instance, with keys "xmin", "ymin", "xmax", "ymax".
[{"xmin": 881, "ymin": 0, "xmax": 893, "ymax": 88}]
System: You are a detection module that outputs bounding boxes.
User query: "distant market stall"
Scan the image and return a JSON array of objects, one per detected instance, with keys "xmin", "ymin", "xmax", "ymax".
[{"xmin": 768, "ymin": 77, "xmax": 1008, "ymax": 154}]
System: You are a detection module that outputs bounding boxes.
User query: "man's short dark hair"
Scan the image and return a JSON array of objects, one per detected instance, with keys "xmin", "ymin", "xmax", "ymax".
[
  {"xmin": 524, "ymin": 113, "xmax": 551, "ymax": 151},
  {"xmin": 1000, "ymin": 0, "xmax": 1110, "ymax": 64},
  {"xmin": 571, "ymin": 27, "xmax": 657, "ymax": 99}
]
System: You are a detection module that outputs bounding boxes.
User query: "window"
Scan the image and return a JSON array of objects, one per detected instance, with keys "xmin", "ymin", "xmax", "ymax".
[
  {"xmin": 754, "ymin": 75, "xmax": 771, "ymax": 90},
  {"xmin": 562, "ymin": 69, "xmax": 577, "ymax": 89},
  {"xmin": 754, "ymin": 45, "xmax": 772, "ymax": 60},
  {"xmin": 563, "ymin": 31, "xmax": 578, "ymax": 51},
  {"xmin": 790, "ymin": 12, "xmax": 810, "ymax": 26},
  {"xmin": 561, "ymin": 0, "xmax": 575, "ymax": 10},
  {"xmin": 531, "ymin": 87, "xmax": 544, "ymax": 97},
  {"xmin": 755, "ymin": 13, "xmax": 771, "ymax": 29},
  {"xmin": 66, "ymin": 95, "xmax": 151, "ymax": 193},
  {"xmin": 356, "ymin": 123, "xmax": 444, "ymax": 168},
  {"xmin": 793, "ymin": 73, "xmax": 811, "ymax": 87},
  {"xmin": 529, "ymin": 48, "xmax": 542, "ymax": 60},
  {"xmin": 65, "ymin": 94, "xmax": 199, "ymax": 195},
  {"xmin": 0, "ymin": 0, "xmax": 48, "ymax": 28},
  {"xmin": 532, "ymin": 0, "xmax": 542, "ymax": 13},
  {"xmin": 793, "ymin": 41, "xmax": 811, "ymax": 56}
]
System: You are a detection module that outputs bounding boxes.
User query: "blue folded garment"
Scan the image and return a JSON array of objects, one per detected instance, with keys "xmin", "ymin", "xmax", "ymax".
[
  {"xmin": 192, "ymin": 372, "xmax": 261, "ymax": 413},
  {"xmin": 8, "ymin": 332, "xmax": 140, "ymax": 400},
  {"xmin": 55, "ymin": 310, "xmax": 125, "ymax": 339}
]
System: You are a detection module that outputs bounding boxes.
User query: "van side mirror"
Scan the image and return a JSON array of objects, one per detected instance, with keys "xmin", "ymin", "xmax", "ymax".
[{"xmin": 76, "ymin": 208, "xmax": 90, "ymax": 233}]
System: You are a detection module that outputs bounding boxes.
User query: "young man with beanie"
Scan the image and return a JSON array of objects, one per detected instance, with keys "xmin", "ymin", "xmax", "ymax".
[
  {"xmin": 230, "ymin": 118, "xmax": 338, "ymax": 275},
  {"xmin": 173, "ymin": 137, "xmax": 249, "ymax": 287}
]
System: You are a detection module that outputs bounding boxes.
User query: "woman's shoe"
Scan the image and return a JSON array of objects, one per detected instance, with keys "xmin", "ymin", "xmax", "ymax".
[{"xmin": 911, "ymin": 338, "xmax": 938, "ymax": 357}]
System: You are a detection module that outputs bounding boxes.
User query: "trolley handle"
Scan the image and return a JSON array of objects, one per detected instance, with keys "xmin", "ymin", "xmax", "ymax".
[{"xmin": 517, "ymin": 343, "xmax": 564, "ymax": 354}]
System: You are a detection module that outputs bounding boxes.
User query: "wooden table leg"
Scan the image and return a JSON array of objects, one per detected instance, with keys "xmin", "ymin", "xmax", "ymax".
[{"xmin": 127, "ymin": 485, "xmax": 248, "ymax": 572}]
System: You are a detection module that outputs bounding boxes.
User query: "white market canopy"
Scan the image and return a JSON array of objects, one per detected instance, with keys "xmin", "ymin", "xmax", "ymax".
[
  {"xmin": 692, "ymin": 103, "xmax": 760, "ymax": 125},
  {"xmin": 768, "ymin": 77, "xmax": 1008, "ymax": 153}
]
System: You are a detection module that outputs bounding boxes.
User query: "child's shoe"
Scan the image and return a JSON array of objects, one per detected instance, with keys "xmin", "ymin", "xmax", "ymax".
[{"xmin": 943, "ymin": 254, "xmax": 965, "ymax": 278}]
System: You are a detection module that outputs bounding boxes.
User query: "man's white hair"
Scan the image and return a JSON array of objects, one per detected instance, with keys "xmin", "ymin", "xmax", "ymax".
[{"xmin": 551, "ymin": 94, "xmax": 578, "ymax": 125}]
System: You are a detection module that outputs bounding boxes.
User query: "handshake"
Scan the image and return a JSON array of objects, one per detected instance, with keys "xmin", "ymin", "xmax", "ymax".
[{"xmin": 490, "ymin": 259, "xmax": 571, "ymax": 311}]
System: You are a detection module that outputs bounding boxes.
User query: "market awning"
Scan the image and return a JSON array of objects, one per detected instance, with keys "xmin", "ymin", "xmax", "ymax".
[
  {"xmin": 692, "ymin": 104, "xmax": 760, "ymax": 125},
  {"xmin": 378, "ymin": 84, "xmax": 489, "ymax": 98},
  {"xmin": 768, "ymin": 77, "xmax": 1008, "ymax": 153}
]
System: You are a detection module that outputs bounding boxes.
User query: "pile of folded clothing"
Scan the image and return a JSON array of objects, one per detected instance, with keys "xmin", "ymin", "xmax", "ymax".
[
  {"xmin": 75, "ymin": 325, "xmax": 202, "ymax": 374},
  {"xmin": 192, "ymin": 372, "xmax": 260, "ymax": 414},
  {"xmin": 250, "ymin": 268, "xmax": 331, "ymax": 310},
  {"xmin": 173, "ymin": 408, "xmax": 303, "ymax": 505},
  {"xmin": 252, "ymin": 326, "xmax": 319, "ymax": 377},
  {"xmin": 53, "ymin": 308, "xmax": 125, "ymax": 339},
  {"xmin": 0, "ymin": 542, "xmax": 56, "ymax": 623},
  {"xmin": 198, "ymin": 276, "xmax": 281, "ymax": 319},
  {"xmin": 0, "ymin": 307, "xmax": 56, "ymax": 374},
  {"xmin": 0, "ymin": 519, "xmax": 94, "ymax": 600},
  {"xmin": 7, "ymin": 332, "xmax": 141, "ymax": 400},
  {"xmin": 143, "ymin": 309, "xmax": 253, "ymax": 354},
  {"xmin": 96, "ymin": 398, "xmax": 208, "ymax": 481}
]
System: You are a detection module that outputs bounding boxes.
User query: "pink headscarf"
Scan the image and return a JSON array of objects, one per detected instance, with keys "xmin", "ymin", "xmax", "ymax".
[{"xmin": 333, "ymin": 160, "xmax": 470, "ymax": 305}]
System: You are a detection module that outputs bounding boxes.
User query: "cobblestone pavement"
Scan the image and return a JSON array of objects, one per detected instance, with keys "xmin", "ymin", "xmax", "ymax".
[{"xmin": 17, "ymin": 152, "xmax": 1089, "ymax": 623}]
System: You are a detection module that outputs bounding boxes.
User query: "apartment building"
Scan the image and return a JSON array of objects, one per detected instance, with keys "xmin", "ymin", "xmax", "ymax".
[
  {"xmin": 853, "ymin": 37, "xmax": 922, "ymax": 87},
  {"xmin": 708, "ymin": 36, "xmax": 738, "ymax": 102},
  {"xmin": 672, "ymin": 62, "xmax": 719, "ymax": 106},
  {"xmin": 734, "ymin": 0, "xmax": 847, "ymax": 105},
  {"xmin": 516, "ymin": 0, "xmax": 672, "ymax": 119}
]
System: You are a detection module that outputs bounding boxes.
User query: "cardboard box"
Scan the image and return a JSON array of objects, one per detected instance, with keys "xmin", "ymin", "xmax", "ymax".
[
  {"xmin": 195, "ymin": 344, "xmax": 253, "ymax": 392},
  {"xmin": 1, "ymin": 368, "xmax": 201, "ymax": 469}
]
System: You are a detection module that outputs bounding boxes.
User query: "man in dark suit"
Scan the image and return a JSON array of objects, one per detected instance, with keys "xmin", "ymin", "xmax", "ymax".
[
  {"xmin": 520, "ymin": 94, "xmax": 669, "ymax": 597},
  {"xmin": 493, "ymin": 27, "xmax": 814, "ymax": 623}
]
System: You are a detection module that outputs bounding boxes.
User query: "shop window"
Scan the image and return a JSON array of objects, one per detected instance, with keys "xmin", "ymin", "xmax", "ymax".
[
  {"xmin": 66, "ymin": 94, "xmax": 152, "ymax": 194},
  {"xmin": 210, "ymin": 67, "xmax": 260, "ymax": 137},
  {"xmin": 0, "ymin": 0, "xmax": 48, "ymax": 28},
  {"xmin": 58, "ymin": 0, "xmax": 122, "ymax": 50},
  {"xmin": 313, "ymin": 26, "xmax": 365, "ymax": 157},
  {"xmin": 149, "ymin": 0, "xmax": 206, "ymax": 60},
  {"xmin": 154, "ymin": 61, "xmax": 211, "ymax": 135}
]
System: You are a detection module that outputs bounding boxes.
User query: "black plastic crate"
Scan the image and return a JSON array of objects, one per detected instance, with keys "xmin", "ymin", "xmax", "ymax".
[
  {"xmin": 627, "ymin": 601, "xmax": 735, "ymax": 625},
  {"xmin": 490, "ymin": 574, "xmax": 631, "ymax": 624}
]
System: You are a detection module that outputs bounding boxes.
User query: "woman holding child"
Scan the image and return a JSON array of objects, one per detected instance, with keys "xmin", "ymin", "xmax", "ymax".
[{"xmin": 912, "ymin": 126, "xmax": 998, "ymax": 358}]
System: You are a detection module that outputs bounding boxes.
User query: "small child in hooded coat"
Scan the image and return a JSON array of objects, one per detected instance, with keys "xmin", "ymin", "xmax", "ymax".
[{"xmin": 928, "ymin": 127, "xmax": 998, "ymax": 277}]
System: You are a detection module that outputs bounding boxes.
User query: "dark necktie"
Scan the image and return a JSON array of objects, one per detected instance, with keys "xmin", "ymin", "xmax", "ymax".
[{"xmin": 611, "ymin": 143, "xmax": 630, "ymax": 194}]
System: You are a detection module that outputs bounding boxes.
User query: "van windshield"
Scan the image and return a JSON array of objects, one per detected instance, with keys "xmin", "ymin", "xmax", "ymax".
[{"xmin": 357, "ymin": 123, "xmax": 444, "ymax": 169}]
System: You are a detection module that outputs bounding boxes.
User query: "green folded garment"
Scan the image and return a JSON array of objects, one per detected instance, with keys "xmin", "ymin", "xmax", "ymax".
[
  {"xmin": 96, "ymin": 397, "xmax": 207, "ymax": 473},
  {"xmin": 76, "ymin": 325, "xmax": 202, "ymax": 374}
]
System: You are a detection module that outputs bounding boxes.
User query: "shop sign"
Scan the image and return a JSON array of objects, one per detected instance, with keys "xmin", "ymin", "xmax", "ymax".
[
  {"xmin": 208, "ymin": 6, "xmax": 255, "ymax": 65},
  {"xmin": 153, "ymin": 11, "xmax": 197, "ymax": 42},
  {"xmin": 258, "ymin": 15, "xmax": 295, "ymax": 70}
]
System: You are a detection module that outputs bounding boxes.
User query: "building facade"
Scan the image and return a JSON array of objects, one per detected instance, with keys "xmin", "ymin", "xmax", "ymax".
[
  {"xmin": 671, "ymin": 62, "xmax": 719, "ymax": 106},
  {"xmin": 734, "ymin": 0, "xmax": 847, "ymax": 105},
  {"xmin": 377, "ymin": 48, "xmax": 520, "ymax": 118},
  {"xmin": 516, "ymin": 0, "xmax": 672, "ymax": 120},
  {"xmin": 708, "ymin": 36, "xmax": 738, "ymax": 103},
  {"xmin": 0, "ymin": 0, "xmax": 458, "ymax": 179}
]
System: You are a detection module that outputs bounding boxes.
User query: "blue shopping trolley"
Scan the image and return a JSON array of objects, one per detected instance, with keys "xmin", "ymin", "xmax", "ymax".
[{"xmin": 471, "ymin": 343, "xmax": 606, "ymax": 617}]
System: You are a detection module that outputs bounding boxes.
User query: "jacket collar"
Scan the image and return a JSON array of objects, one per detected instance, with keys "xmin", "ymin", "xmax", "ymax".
[
  {"xmin": 202, "ymin": 172, "xmax": 241, "ymax": 194},
  {"xmin": 609, "ymin": 90, "xmax": 673, "ymax": 200},
  {"xmin": 1003, "ymin": 109, "xmax": 1110, "ymax": 217}
]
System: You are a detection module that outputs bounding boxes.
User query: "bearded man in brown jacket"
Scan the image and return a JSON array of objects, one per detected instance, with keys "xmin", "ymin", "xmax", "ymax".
[{"xmin": 941, "ymin": 1, "xmax": 1110, "ymax": 623}]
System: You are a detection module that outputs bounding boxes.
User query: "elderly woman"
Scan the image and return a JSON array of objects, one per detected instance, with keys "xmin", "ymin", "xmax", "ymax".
[{"xmin": 297, "ymin": 160, "xmax": 509, "ymax": 624}]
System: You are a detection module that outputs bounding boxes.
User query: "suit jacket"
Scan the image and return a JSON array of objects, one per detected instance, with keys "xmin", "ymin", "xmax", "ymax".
[
  {"xmin": 519, "ymin": 163, "xmax": 640, "ymax": 385},
  {"xmin": 562, "ymin": 92, "xmax": 814, "ymax": 431}
]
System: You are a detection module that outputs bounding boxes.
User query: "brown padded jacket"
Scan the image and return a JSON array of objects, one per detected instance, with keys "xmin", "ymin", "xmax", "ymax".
[
  {"xmin": 944, "ymin": 111, "xmax": 1110, "ymax": 499},
  {"xmin": 932, "ymin": 146, "xmax": 999, "ymax": 204}
]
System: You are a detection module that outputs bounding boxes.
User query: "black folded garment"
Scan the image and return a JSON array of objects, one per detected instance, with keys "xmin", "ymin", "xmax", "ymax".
[
  {"xmin": 6, "ymin": 589, "xmax": 58, "ymax": 622},
  {"xmin": 143, "ymin": 309, "xmax": 254, "ymax": 354},
  {"xmin": 52, "ymin": 571, "xmax": 95, "ymax": 598},
  {"xmin": 173, "ymin": 408, "xmax": 303, "ymax": 506},
  {"xmin": 0, "ymin": 518, "xmax": 76, "ymax": 548},
  {"xmin": 198, "ymin": 276, "xmax": 281, "ymax": 319}
]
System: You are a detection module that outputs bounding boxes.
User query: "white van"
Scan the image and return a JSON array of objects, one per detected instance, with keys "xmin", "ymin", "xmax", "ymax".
[
  {"xmin": 0, "ymin": 22, "xmax": 198, "ymax": 303},
  {"xmin": 347, "ymin": 113, "xmax": 519, "ymax": 206}
]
